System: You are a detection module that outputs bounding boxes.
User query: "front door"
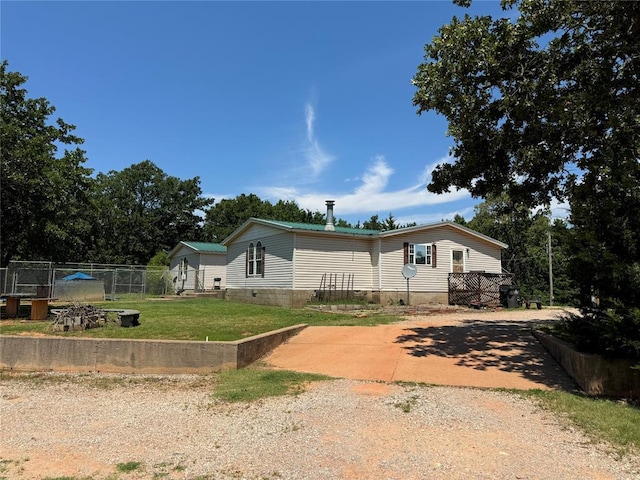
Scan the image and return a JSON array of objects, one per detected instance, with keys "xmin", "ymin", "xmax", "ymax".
[{"xmin": 452, "ymin": 250, "xmax": 464, "ymax": 273}]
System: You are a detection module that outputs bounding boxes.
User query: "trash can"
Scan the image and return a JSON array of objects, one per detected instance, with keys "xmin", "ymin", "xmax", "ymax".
[{"xmin": 499, "ymin": 284, "xmax": 522, "ymax": 308}]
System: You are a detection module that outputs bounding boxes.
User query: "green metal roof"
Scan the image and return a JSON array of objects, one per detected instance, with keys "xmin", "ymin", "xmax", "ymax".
[
  {"xmin": 181, "ymin": 241, "xmax": 227, "ymax": 253},
  {"xmin": 259, "ymin": 219, "xmax": 380, "ymax": 236}
]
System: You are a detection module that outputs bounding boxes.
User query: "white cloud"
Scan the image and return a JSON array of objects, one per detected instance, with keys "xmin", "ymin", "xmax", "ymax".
[
  {"xmin": 260, "ymin": 156, "xmax": 471, "ymax": 217},
  {"xmin": 304, "ymin": 103, "xmax": 334, "ymax": 177},
  {"xmin": 396, "ymin": 205, "xmax": 476, "ymax": 226},
  {"xmin": 254, "ymin": 106, "xmax": 471, "ymax": 223},
  {"xmin": 354, "ymin": 156, "xmax": 393, "ymax": 196}
]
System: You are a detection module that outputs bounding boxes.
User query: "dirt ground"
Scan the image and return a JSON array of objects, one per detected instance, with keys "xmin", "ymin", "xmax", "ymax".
[{"xmin": 2, "ymin": 306, "xmax": 638, "ymax": 479}]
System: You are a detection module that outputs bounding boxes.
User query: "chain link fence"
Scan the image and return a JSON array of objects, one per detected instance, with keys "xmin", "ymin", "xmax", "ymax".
[{"xmin": 1, "ymin": 261, "xmax": 174, "ymax": 300}]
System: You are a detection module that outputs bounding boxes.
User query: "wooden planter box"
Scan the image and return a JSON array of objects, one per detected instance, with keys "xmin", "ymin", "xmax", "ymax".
[{"xmin": 533, "ymin": 330, "xmax": 640, "ymax": 398}]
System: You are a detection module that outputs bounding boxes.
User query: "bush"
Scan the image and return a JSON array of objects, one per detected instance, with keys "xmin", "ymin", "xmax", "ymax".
[{"xmin": 556, "ymin": 305, "xmax": 640, "ymax": 361}]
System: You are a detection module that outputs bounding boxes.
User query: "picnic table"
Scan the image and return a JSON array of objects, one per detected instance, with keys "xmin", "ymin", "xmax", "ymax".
[{"xmin": 1, "ymin": 294, "xmax": 57, "ymax": 320}]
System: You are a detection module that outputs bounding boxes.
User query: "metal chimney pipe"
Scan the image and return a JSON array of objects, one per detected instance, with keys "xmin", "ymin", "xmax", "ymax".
[{"xmin": 325, "ymin": 200, "xmax": 335, "ymax": 231}]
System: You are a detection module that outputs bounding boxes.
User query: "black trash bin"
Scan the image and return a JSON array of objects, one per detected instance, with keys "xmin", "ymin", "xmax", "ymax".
[{"xmin": 499, "ymin": 284, "xmax": 522, "ymax": 308}]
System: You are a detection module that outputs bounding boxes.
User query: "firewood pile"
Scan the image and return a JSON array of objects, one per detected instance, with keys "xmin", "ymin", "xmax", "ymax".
[{"xmin": 51, "ymin": 304, "xmax": 117, "ymax": 332}]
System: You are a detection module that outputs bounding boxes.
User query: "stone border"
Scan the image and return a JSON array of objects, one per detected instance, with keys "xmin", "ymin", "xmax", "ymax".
[
  {"xmin": 0, "ymin": 324, "xmax": 306, "ymax": 374},
  {"xmin": 533, "ymin": 329, "xmax": 640, "ymax": 398}
]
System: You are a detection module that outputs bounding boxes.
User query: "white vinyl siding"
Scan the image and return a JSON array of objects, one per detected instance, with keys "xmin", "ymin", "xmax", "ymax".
[
  {"xmin": 197, "ymin": 254, "xmax": 227, "ymax": 289},
  {"xmin": 371, "ymin": 238, "xmax": 381, "ymax": 290},
  {"xmin": 293, "ymin": 234, "xmax": 375, "ymax": 290},
  {"xmin": 168, "ymin": 246, "xmax": 227, "ymax": 291},
  {"xmin": 231, "ymin": 224, "xmax": 287, "ymax": 243},
  {"xmin": 224, "ymin": 221, "xmax": 503, "ymax": 295},
  {"xmin": 226, "ymin": 230, "xmax": 294, "ymax": 288},
  {"xmin": 380, "ymin": 226, "xmax": 502, "ymax": 292}
]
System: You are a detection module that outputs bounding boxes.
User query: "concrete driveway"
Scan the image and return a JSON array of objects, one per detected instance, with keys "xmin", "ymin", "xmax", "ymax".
[{"xmin": 263, "ymin": 308, "xmax": 577, "ymax": 391}]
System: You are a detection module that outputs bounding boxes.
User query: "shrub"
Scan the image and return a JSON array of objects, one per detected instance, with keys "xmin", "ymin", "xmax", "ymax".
[{"xmin": 556, "ymin": 305, "xmax": 640, "ymax": 361}]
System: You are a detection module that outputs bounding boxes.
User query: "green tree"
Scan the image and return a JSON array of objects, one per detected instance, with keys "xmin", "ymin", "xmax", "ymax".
[
  {"xmin": 1, "ymin": 61, "xmax": 94, "ymax": 265},
  {"xmin": 90, "ymin": 160, "xmax": 213, "ymax": 265},
  {"xmin": 452, "ymin": 214, "xmax": 467, "ymax": 226},
  {"xmin": 362, "ymin": 214, "xmax": 382, "ymax": 231},
  {"xmin": 413, "ymin": 0, "xmax": 638, "ymax": 357},
  {"xmin": 466, "ymin": 197, "xmax": 578, "ymax": 305},
  {"xmin": 382, "ymin": 213, "xmax": 398, "ymax": 231},
  {"xmin": 203, "ymin": 195, "xmax": 330, "ymax": 242},
  {"xmin": 413, "ymin": 0, "xmax": 639, "ymax": 209},
  {"xmin": 204, "ymin": 194, "xmax": 274, "ymax": 242},
  {"xmin": 568, "ymin": 166, "xmax": 640, "ymax": 308},
  {"xmin": 413, "ymin": 1, "xmax": 639, "ymax": 305},
  {"xmin": 148, "ymin": 250, "xmax": 170, "ymax": 267}
]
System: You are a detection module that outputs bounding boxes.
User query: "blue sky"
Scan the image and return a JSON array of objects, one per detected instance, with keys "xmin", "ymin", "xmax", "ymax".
[{"xmin": 2, "ymin": 0, "xmax": 511, "ymax": 226}]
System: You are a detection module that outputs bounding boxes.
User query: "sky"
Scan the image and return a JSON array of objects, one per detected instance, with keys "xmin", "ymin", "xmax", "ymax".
[{"xmin": 2, "ymin": 0, "xmax": 513, "ymax": 227}]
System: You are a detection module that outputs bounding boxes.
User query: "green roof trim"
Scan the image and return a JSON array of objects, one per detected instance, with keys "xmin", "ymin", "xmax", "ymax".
[
  {"xmin": 181, "ymin": 241, "xmax": 227, "ymax": 253},
  {"xmin": 259, "ymin": 219, "xmax": 380, "ymax": 236}
]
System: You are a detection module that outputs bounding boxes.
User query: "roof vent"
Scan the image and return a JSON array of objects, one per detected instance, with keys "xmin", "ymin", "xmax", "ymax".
[{"xmin": 325, "ymin": 200, "xmax": 335, "ymax": 231}]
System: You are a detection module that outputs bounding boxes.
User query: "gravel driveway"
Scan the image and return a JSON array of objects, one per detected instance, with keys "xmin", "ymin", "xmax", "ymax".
[
  {"xmin": 1, "ymin": 375, "xmax": 639, "ymax": 480},
  {"xmin": 1, "ymin": 307, "xmax": 639, "ymax": 479}
]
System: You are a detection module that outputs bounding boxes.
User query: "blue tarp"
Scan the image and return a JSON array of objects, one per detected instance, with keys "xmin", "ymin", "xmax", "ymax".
[{"xmin": 61, "ymin": 272, "xmax": 97, "ymax": 281}]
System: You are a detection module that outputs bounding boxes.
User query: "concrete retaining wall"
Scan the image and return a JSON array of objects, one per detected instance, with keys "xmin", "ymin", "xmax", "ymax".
[
  {"xmin": 0, "ymin": 324, "xmax": 306, "ymax": 374},
  {"xmin": 534, "ymin": 330, "xmax": 640, "ymax": 398}
]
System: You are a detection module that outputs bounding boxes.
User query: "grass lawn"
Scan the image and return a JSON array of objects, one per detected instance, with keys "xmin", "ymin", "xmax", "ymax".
[
  {"xmin": 520, "ymin": 389, "xmax": 640, "ymax": 455},
  {"xmin": 0, "ymin": 297, "xmax": 401, "ymax": 341}
]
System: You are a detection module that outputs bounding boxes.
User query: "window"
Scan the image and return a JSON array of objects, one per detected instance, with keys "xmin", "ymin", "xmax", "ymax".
[
  {"xmin": 404, "ymin": 242, "xmax": 437, "ymax": 268},
  {"xmin": 410, "ymin": 244, "xmax": 431, "ymax": 265},
  {"xmin": 246, "ymin": 241, "xmax": 265, "ymax": 277},
  {"xmin": 179, "ymin": 257, "xmax": 188, "ymax": 280},
  {"xmin": 255, "ymin": 241, "xmax": 263, "ymax": 275}
]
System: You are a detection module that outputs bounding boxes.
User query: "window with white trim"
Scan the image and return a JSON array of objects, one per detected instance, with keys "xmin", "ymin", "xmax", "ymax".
[
  {"xmin": 409, "ymin": 243, "xmax": 432, "ymax": 265},
  {"xmin": 246, "ymin": 241, "xmax": 264, "ymax": 277}
]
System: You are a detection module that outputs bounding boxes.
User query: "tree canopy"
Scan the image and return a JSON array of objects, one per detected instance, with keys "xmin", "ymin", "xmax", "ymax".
[
  {"xmin": 89, "ymin": 160, "xmax": 214, "ymax": 265},
  {"xmin": 1, "ymin": 60, "xmax": 94, "ymax": 265},
  {"xmin": 413, "ymin": 0, "xmax": 639, "ymax": 305},
  {"xmin": 1, "ymin": 61, "xmax": 213, "ymax": 267},
  {"xmin": 203, "ymin": 195, "xmax": 327, "ymax": 242},
  {"xmin": 413, "ymin": 0, "xmax": 639, "ymax": 209},
  {"xmin": 414, "ymin": 0, "xmax": 639, "ymax": 357}
]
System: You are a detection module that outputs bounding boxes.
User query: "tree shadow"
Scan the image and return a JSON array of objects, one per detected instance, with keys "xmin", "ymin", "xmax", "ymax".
[{"xmin": 395, "ymin": 318, "xmax": 578, "ymax": 391}]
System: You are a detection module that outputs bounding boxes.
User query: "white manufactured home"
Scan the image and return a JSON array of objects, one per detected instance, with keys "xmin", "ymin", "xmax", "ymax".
[
  {"xmin": 168, "ymin": 241, "xmax": 227, "ymax": 293},
  {"xmin": 222, "ymin": 201, "xmax": 507, "ymax": 307}
]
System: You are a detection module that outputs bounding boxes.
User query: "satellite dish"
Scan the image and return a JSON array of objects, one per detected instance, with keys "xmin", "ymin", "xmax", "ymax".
[{"xmin": 402, "ymin": 263, "xmax": 417, "ymax": 279}]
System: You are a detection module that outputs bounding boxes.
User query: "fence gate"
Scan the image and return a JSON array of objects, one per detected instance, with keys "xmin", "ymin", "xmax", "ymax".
[{"xmin": 448, "ymin": 272, "xmax": 514, "ymax": 306}]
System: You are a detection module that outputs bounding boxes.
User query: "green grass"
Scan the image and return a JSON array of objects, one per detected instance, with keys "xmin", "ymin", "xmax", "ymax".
[
  {"xmin": 0, "ymin": 298, "xmax": 399, "ymax": 341},
  {"xmin": 0, "ymin": 366, "xmax": 328, "ymax": 404},
  {"xmin": 519, "ymin": 389, "xmax": 640, "ymax": 453},
  {"xmin": 115, "ymin": 461, "xmax": 143, "ymax": 473},
  {"xmin": 212, "ymin": 367, "xmax": 331, "ymax": 403}
]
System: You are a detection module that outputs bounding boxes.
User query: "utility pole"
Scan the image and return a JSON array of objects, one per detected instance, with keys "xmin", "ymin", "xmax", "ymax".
[{"xmin": 548, "ymin": 230, "xmax": 554, "ymax": 307}]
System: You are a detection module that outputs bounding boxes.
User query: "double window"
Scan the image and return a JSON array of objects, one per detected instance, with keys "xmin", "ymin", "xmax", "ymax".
[{"xmin": 246, "ymin": 241, "xmax": 264, "ymax": 277}]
